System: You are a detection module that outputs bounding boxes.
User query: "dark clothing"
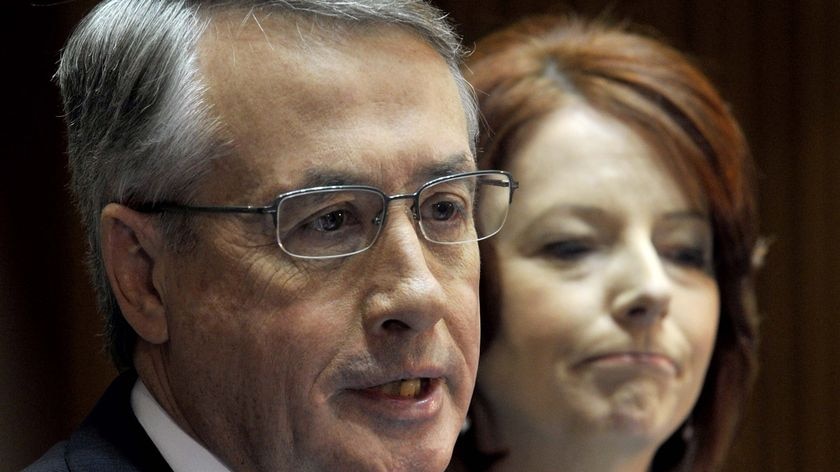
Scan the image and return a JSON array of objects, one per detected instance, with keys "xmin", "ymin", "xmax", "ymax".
[{"xmin": 23, "ymin": 372, "xmax": 172, "ymax": 472}]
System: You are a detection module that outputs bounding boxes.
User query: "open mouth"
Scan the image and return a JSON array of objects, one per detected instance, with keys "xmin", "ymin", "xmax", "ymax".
[
  {"xmin": 367, "ymin": 378, "xmax": 436, "ymax": 399},
  {"xmin": 341, "ymin": 377, "xmax": 447, "ymax": 422}
]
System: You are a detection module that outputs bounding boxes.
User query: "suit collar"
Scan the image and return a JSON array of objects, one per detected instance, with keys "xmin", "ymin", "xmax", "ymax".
[{"xmin": 65, "ymin": 371, "xmax": 171, "ymax": 471}]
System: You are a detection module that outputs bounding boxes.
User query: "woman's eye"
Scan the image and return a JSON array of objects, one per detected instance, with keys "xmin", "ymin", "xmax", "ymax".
[
  {"xmin": 542, "ymin": 240, "xmax": 593, "ymax": 260},
  {"xmin": 666, "ymin": 246, "xmax": 710, "ymax": 269}
]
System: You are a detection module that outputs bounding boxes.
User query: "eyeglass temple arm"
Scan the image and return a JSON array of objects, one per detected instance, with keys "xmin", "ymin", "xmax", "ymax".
[
  {"xmin": 133, "ymin": 202, "xmax": 278, "ymax": 215},
  {"xmin": 479, "ymin": 177, "xmax": 519, "ymax": 201}
]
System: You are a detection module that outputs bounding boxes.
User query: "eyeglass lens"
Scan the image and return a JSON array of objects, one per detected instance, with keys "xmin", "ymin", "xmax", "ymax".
[{"xmin": 274, "ymin": 173, "xmax": 512, "ymax": 258}]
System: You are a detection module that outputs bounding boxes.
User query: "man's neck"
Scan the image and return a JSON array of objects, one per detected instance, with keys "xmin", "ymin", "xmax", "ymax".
[{"xmin": 131, "ymin": 379, "xmax": 232, "ymax": 472}]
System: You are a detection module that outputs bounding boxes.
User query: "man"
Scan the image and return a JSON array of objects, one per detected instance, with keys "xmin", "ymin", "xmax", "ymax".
[{"xmin": 25, "ymin": 1, "xmax": 517, "ymax": 471}]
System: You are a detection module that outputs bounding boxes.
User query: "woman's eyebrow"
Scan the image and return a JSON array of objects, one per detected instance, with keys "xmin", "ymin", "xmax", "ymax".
[
  {"xmin": 531, "ymin": 204, "xmax": 608, "ymax": 221},
  {"xmin": 661, "ymin": 210, "xmax": 709, "ymax": 222}
]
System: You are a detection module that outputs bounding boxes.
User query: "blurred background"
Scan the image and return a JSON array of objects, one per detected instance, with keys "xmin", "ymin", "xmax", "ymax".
[{"xmin": 4, "ymin": 0, "xmax": 838, "ymax": 470}]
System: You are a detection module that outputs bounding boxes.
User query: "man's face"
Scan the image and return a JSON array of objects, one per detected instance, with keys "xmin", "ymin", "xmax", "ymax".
[{"xmin": 152, "ymin": 16, "xmax": 480, "ymax": 472}]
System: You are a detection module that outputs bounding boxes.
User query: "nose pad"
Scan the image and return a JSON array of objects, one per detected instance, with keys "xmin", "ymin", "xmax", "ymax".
[
  {"xmin": 372, "ymin": 198, "xmax": 419, "ymax": 234},
  {"xmin": 407, "ymin": 201, "xmax": 420, "ymax": 221}
]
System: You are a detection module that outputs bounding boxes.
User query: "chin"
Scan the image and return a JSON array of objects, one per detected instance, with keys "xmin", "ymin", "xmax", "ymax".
[
  {"xmin": 375, "ymin": 430, "xmax": 458, "ymax": 472},
  {"xmin": 328, "ymin": 444, "xmax": 454, "ymax": 472},
  {"xmin": 605, "ymin": 407, "xmax": 665, "ymax": 438},
  {"xmin": 602, "ymin": 407, "xmax": 688, "ymax": 453},
  {"xmin": 307, "ymin": 418, "xmax": 459, "ymax": 472},
  {"xmin": 598, "ymin": 384, "xmax": 683, "ymax": 441}
]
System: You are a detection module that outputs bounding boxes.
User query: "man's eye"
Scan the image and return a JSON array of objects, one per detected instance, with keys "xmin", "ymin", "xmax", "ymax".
[
  {"xmin": 311, "ymin": 210, "xmax": 347, "ymax": 232},
  {"xmin": 430, "ymin": 201, "xmax": 457, "ymax": 220},
  {"xmin": 302, "ymin": 208, "xmax": 363, "ymax": 234},
  {"xmin": 421, "ymin": 194, "xmax": 468, "ymax": 223},
  {"xmin": 542, "ymin": 240, "xmax": 593, "ymax": 260}
]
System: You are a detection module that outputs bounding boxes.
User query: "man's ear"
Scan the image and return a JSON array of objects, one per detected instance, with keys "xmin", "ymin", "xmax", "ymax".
[{"xmin": 100, "ymin": 203, "xmax": 169, "ymax": 344}]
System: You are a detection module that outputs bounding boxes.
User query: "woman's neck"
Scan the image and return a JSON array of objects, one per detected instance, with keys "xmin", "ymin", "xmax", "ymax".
[{"xmin": 487, "ymin": 416, "xmax": 659, "ymax": 472}]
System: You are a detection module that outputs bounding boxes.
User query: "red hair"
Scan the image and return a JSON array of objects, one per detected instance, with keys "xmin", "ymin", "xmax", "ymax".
[{"xmin": 458, "ymin": 15, "xmax": 760, "ymax": 471}]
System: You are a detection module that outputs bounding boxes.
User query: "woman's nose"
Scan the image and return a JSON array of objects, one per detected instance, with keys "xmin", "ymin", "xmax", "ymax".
[{"xmin": 609, "ymin": 237, "xmax": 672, "ymax": 329}]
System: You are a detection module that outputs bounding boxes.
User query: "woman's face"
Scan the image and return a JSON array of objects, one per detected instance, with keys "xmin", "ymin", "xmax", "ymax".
[{"xmin": 480, "ymin": 104, "xmax": 718, "ymax": 448}]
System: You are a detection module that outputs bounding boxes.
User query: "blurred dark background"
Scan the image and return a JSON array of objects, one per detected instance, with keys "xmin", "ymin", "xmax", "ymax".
[{"xmin": 4, "ymin": 0, "xmax": 838, "ymax": 470}]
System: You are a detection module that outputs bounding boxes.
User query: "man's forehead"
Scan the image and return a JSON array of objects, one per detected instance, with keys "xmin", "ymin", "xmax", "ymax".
[
  {"xmin": 190, "ymin": 10, "xmax": 471, "ymax": 204},
  {"xmin": 198, "ymin": 8, "xmax": 429, "ymax": 65},
  {"xmin": 195, "ymin": 11, "xmax": 450, "ymax": 126},
  {"xmin": 201, "ymin": 8, "xmax": 343, "ymax": 49}
]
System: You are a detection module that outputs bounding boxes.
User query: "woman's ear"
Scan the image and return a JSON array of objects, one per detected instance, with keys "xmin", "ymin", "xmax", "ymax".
[{"xmin": 100, "ymin": 203, "xmax": 169, "ymax": 344}]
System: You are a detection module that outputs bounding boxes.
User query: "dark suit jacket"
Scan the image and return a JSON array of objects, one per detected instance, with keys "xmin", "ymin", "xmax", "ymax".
[{"xmin": 23, "ymin": 371, "xmax": 172, "ymax": 472}]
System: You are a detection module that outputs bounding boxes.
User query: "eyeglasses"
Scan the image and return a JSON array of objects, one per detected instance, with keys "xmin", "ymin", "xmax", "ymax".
[{"xmin": 136, "ymin": 170, "xmax": 518, "ymax": 259}]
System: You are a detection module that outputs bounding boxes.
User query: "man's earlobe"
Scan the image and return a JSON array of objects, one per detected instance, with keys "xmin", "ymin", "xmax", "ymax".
[{"xmin": 101, "ymin": 203, "xmax": 169, "ymax": 344}]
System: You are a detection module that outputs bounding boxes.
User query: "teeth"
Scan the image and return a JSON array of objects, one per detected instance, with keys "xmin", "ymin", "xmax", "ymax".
[
  {"xmin": 377, "ymin": 378, "xmax": 425, "ymax": 398},
  {"xmin": 400, "ymin": 379, "xmax": 422, "ymax": 397}
]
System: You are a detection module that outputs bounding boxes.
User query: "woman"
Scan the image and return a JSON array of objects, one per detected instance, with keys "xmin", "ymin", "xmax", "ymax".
[{"xmin": 455, "ymin": 16, "xmax": 760, "ymax": 471}]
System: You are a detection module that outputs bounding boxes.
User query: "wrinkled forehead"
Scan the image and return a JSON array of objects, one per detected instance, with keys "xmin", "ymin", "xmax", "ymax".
[
  {"xmin": 192, "ymin": 9, "xmax": 470, "ymax": 200},
  {"xmin": 197, "ymin": 8, "xmax": 456, "ymax": 135},
  {"xmin": 197, "ymin": 8, "xmax": 428, "ymax": 89},
  {"xmin": 200, "ymin": 7, "xmax": 370, "ymax": 53}
]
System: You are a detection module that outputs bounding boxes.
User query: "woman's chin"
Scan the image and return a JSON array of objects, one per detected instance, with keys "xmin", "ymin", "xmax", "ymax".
[{"xmin": 580, "ymin": 379, "xmax": 684, "ymax": 445}]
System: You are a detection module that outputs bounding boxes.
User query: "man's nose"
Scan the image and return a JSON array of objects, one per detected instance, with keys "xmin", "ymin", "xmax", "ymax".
[
  {"xmin": 361, "ymin": 207, "xmax": 452, "ymax": 335},
  {"xmin": 608, "ymin": 236, "xmax": 672, "ymax": 329}
]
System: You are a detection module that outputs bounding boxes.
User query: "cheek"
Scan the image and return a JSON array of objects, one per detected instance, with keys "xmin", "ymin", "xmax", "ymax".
[
  {"xmin": 494, "ymin": 258, "xmax": 600, "ymax": 359},
  {"xmin": 479, "ymin": 258, "xmax": 603, "ymax": 410},
  {"xmin": 674, "ymin": 282, "xmax": 720, "ymax": 358},
  {"xmin": 162, "ymin": 241, "xmax": 355, "ymax": 383},
  {"xmin": 164, "ymin": 272, "xmax": 353, "ymax": 446},
  {"xmin": 455, "ymin": 288, "xmax": 481, "ymax": 373},
  {"xmin": 435, "ymin": 247, "xmax": 482, "ymax": 362}
]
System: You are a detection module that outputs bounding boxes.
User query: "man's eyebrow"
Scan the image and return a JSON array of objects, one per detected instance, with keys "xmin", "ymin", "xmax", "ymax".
[
  {"xmin": 298, "ymin": 169, "xmax": 366, "ymax": 189},
  {"xmin": 294, "ymin": 152, "xmax": 476, "ymax": 190},
  {"xmin": 415, "ymin": 152, "xmax": 477, "ymax": 182}
]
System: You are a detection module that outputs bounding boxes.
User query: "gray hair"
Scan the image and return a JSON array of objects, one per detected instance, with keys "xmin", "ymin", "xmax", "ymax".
[{"xmin": 57, "ymin": 0, "xmax": 478, "ymax": 370}]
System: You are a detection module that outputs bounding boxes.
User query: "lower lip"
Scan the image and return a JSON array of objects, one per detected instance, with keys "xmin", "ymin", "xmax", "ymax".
[
  {"xmin": 583, "ymin": 353, "xmax": 678, "ymax": 376},
  {"xmin": 340, "ymin": 378, "xmax": 446, "ymax": 423}
]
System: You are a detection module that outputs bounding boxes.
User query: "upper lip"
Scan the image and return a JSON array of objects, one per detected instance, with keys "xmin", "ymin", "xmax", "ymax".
[
  {"xmin": 331, "ymin": 352, "xmax": 453, "ymax": 392},
  {"xmin": 344, "ymin": 366, "xmax": 448, "ymax": 390}
]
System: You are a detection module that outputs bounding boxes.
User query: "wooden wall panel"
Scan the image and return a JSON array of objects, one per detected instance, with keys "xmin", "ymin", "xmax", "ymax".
[
  {"xmin": 435, "ymin": 1, "xmax": 838, "ymax": 471},
  {"xmin": 5, "ymin": 1, "xmax": 112, "ymax": 470},
  {"xmin": 792, "ymin": 0, "xmax": 840, "ymax": 469},
  {"xmin": 6, "ymin": 1, "xmax": 837, "ymax": 470}
]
